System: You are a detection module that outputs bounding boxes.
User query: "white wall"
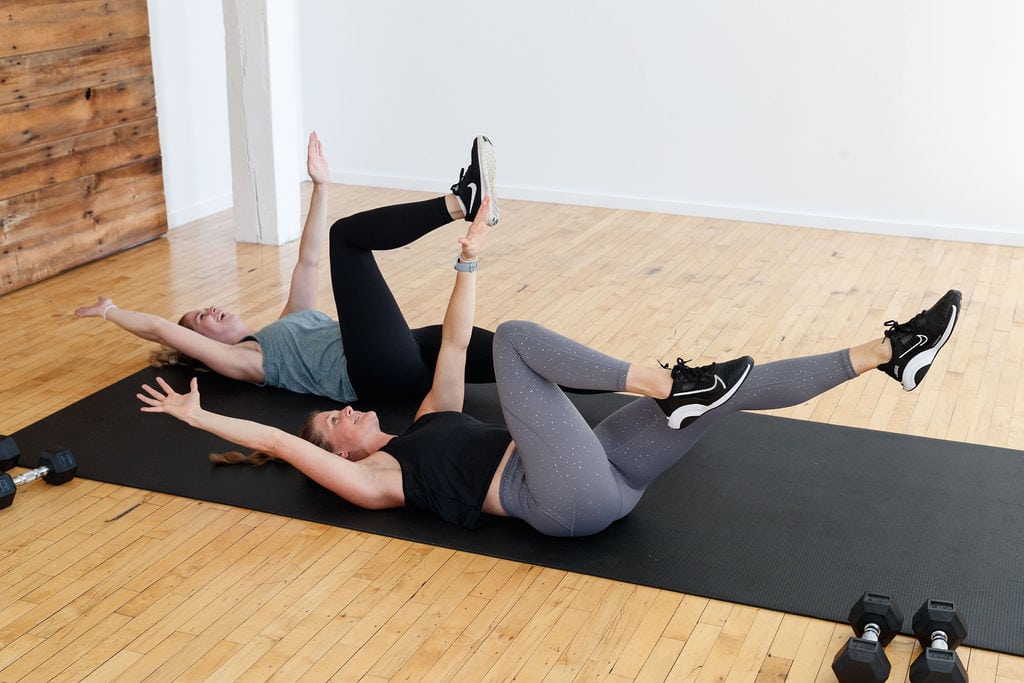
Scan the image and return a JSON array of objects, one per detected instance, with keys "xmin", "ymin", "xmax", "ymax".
[
  {"xmin": 149, "ymin": 1, "xmax": 1024, "ymax": 244},
  {"xmin": 297, "ymin": 0, "xmax": 1024, "ymax": 245},
  {"xmin": 147, "ymin": 0, "xmax": 233, "ymax": 229}
]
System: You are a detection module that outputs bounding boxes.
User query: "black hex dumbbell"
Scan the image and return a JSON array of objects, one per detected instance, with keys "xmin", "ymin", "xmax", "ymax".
[
  {"xmin": 0, "ymin": 434, "xmax": 19, "ymax": 472},
  {"xmin": 910, "ymin": 599, "xmax": 968, "ymax": 683},
  {"xmin": 0, "ymin": 447, "xmax": 78, "ymax": 510},
  {"xmin": 832, "ymin": 592, "xmax": 904, "ymax": 683}
]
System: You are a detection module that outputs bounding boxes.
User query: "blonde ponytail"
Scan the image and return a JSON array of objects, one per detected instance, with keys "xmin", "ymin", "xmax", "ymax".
[
  {"xmin": 148, "ymin": 313, "xmax": 211, "ymax": 369},
  {"xmin": 149, "ymin": 345, "xmax": 207, "ymax": 369}
]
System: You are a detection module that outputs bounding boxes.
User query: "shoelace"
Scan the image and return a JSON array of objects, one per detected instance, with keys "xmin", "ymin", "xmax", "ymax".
[
  {"xmin": 660, "ymin": 357, "xmax": 716, "ymax": 383},
  {"xmin": 450, "ymin": 168, "xmax": 466, "ymax": 194},
  {"xmin": 882, "ymin": 309, "xmax": 927, "ymax": 337}
]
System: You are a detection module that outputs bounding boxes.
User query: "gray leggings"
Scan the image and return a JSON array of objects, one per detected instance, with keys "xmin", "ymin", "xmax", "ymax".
[{"xmin": 494, "ymin": 320, "xmax": 858, "ymax": 537}]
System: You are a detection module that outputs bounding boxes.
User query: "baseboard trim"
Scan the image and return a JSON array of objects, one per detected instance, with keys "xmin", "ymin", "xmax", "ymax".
[{"xmin": 330, "ymin": 171, "xmax": 1024, "ymax": 247}]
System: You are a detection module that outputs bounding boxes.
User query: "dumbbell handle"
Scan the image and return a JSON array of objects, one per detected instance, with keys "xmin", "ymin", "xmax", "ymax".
[
  {"xmin": 860, "ymin": 623, "xmax": 882, "ymax": 644},
  {"xmin": 10, "ymin": 466, "xmax": 51, "ymax": 486},
  {"xmin": 927, "ymin": 631, "xmax": 950, "ymax": 651}
]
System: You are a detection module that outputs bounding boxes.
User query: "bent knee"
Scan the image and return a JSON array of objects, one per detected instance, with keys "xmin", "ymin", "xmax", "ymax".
[
  {"xmin": 328, "ymin": 217, "xmax": 352, "ymax": 246},
  {"xmin": 494, "ymin": 320, "xmax": 543, "ymax": 345}
]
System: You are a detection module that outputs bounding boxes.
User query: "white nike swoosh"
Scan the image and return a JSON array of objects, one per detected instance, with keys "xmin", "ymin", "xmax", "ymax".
[
  {"xmin": 898, "ymin": 334, "xmax": 929, "ymax": 359},
  {"xmin": 466, "ymin": 182, "xmax": 478, "ymax": 214},
  {"xmin": 672, "ymin": 375, "xmax": 727, "ymax": 397}
]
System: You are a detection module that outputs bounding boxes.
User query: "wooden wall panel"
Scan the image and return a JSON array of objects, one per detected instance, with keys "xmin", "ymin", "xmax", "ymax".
[
  {"xmin": 0, "ymin": 159, "xmax": 166, "ymax": 290},
  {"xmin": 0, "ymin": 36, "xmax": 154, "ymax": 103},
  {"xmin": 0, "ymin": 78, "xmax": 157, "ymax": 150},
  {"xmin": 0, "ymin": 119, "xmax": 161, "ymax": 199},
  {"xmin": 0, "ymin": 0, "xmax": 166, "ymax": 296},
  {"xmin": 1, "ymin": 0, "xmax": 150, "ymax": 56}
]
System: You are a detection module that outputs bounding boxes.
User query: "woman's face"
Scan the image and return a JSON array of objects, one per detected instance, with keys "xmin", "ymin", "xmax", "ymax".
[
  {"xmin": 180, "ymin": 305, "xmax": 248, "ymax": 344},
  {"xmin": 312, "ymin": 406, "xmax": 380, "ymax": 460}
]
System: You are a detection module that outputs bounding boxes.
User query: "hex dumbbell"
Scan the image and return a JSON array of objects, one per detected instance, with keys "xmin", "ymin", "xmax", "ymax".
[
  {"xmin": 0, "ymin": 434, "xmax": 19, "ymax": 472},
  {"xmin": 832, "ymin": 592, "xmax": 904, "ymax": 683},
  {"xmin": 910, "ymin": 599, "xmax": 968, "ymax": 683},
  {"xmin": 0, "ymin": 447, "xmax": 78, "ymax": 510}
]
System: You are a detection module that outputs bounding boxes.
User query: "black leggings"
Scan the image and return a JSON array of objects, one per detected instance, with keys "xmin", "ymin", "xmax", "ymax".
[{"xmin": 328, "ymin": 197, "xmax": 496, "ymax": 402}]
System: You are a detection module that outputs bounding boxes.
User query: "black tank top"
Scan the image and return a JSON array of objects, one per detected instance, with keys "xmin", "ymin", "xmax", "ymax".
[{"xmin": 383, "ymin": 411, "xmax": 510, "ymax": 529}]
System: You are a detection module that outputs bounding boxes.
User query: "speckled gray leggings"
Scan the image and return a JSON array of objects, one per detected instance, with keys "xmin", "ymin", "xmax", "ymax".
[{"xmin": 493, "ymin": 320, "xmax": 858, "ymax": 537}]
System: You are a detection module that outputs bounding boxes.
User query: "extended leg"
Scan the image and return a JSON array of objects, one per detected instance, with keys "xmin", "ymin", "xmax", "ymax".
[
  {"xmin": 329, "ymin": 198, "xmax": 456, "ymax": 400},
  {"xmin": 594, "ymin": 290, "xmax": 962, "ymax": 512},
  {"xmin": 329, "ymin": 135, "xmax": 508, "ymax": 399},
  {"xmin": 594, "ymin": 350, "xmax": 861, "ymax": 508},
  {"xmin": 492, "ymin": 290, "xmax": 961, "ymax": 535}
]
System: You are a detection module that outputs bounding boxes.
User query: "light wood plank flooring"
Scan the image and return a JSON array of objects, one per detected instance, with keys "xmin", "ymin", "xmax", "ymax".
[{"xmin": 1, "ymin": 185, "xmax": 1022, "ymax": 681}]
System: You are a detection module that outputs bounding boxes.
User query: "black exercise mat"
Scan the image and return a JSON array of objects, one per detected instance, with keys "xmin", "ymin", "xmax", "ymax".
[{"xmin": 12, "ymin": 365, "xmax": 1024, "ymax": 655}]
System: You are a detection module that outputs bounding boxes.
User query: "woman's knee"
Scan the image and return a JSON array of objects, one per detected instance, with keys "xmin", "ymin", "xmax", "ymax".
[
  {"xmin": 495, "ymin": 319, "xmax": 531, "ymax": 338},
  {"xmin": 328, "ymin": 216, "xmax": 352, "ymax": 249},
  {"xmin": 494, "ymin": 320, "xmax": 543, "ymax": 347}
]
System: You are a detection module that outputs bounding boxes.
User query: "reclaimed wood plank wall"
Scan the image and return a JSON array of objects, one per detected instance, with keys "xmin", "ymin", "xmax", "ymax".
[{"xmin": 0, "ymin": 0, "xmax": 167, "ymax": 295}]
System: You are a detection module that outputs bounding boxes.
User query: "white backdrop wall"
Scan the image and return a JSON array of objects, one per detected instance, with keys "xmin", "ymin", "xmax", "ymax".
[
  {"xmin": 297, "ymin": 0, "xmax": 1024, "ymax": 245},
  {"xmin": 147, "ymin": 1, "xmax": 233, "ymax": 229},
  {"xmin": 149, "ymin": 1, "xmax": 1024, "ymax": 244}
]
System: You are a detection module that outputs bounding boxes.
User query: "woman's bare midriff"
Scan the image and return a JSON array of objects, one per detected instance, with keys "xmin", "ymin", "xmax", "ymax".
[{"xmin": 482, "ymin": 441, "xmax": 516, "ymax": 517}]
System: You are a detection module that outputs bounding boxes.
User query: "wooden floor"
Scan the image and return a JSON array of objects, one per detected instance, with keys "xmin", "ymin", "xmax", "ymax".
[{"xmin": 2, "ymin": 185, "xmax": 1023, "ymax": 681}]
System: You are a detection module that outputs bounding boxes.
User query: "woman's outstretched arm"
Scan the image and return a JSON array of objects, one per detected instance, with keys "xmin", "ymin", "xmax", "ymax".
[
  {"xmin": 414, "ymin": 196, "xmax": 491, "ymax": 420},
  {"xmin": 75, "ymin": 296, "xmax": 264, "ymax": 382},
  {"xmin": 280, "ymin": 131, "xmax": 331, "ymax": 318},
  {"xmin": 137, "ymin": 376, "xmax": 397, "ymax": 509}
]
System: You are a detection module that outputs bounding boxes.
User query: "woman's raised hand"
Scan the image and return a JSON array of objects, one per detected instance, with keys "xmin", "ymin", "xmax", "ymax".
[
  {"xmin": 138, "ymin": 376, "xmax": 202, "ymax": 422},
  {"xmin": 74, "ymin": 296, "xmax": 114, "ymax": 318},
  {"xmin": 307, "ymin": 131, "xmax": 329, "ymax": 185},
  {"xmin": 458, "ymin": 196, "xmax": 490, "ymax": 261}
]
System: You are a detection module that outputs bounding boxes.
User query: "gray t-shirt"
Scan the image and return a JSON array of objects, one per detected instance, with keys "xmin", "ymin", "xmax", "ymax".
[{"xmin": 244, "ymin": 310, "xmax": 357, "ymax": 402}]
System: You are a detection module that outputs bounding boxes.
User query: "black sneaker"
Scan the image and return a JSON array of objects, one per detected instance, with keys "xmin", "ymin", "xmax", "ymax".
[
  {"xmin": 451, "ymin": 135, "xmax": 499, "ymax": 226},
  {"xmin": 656, "ymin": 356, "xmax": 754, "ymax": 429},
  {"xmin": 877, "ymin": 289, "xmax": 961, "ymax": 391}
]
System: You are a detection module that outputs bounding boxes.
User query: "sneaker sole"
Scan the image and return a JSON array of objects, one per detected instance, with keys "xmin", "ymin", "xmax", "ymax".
[
  {"xmin": 902, "ymin": 302, "xmax": 959, "ymax": 391},
  {"xmin": 475, "ymin": 136, "xmax": 500, "ymax": 226},
  {"xmin": 666, "ymin": 361, "xmax": 753, "ymax": 429}
]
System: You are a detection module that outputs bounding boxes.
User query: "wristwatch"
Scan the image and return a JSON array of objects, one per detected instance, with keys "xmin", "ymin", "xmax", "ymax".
[{"xmin": 454, "ymin": 256, "xmax": 478, "ymax": 272}]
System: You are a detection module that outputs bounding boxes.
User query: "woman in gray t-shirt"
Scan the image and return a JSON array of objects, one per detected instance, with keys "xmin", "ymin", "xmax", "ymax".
[{"xmin": 75, "ymin": 133, "xmax": 499, "ymax": 403}]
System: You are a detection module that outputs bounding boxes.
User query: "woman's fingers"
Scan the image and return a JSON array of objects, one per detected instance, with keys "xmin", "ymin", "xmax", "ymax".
[
  {"xmin": 137, "ymin": 384, "xmax": 165, "ymax": 410},
  {"xmin": 139, "ymin": 377, "xmax": 179, "ymax": 402},
  {"xmin": 139, "ymin": 382, "xmax": 164, "ymax": 399},
  {"xmin": 155, "ymin": 376, "xmax": 176, "ymax": 393}
]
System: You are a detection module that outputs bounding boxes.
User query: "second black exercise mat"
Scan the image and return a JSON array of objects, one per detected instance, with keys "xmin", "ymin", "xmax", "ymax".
[{"xmin": 13, "ymin": 365, "xmax": 1024, "ymax": 656}]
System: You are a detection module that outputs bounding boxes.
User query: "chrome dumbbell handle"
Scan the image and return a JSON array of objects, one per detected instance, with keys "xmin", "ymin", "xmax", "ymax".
[
  {"xmin": 10, "ymin": 466, "xmax": 50, "ymax": 486},
  {"xmin": 927, "ymin": 630, "xmax": 950, "ymax": 651},
  {"xmin": 860, "ymin": 623, "xmax": 882, "ymax": 643}
]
